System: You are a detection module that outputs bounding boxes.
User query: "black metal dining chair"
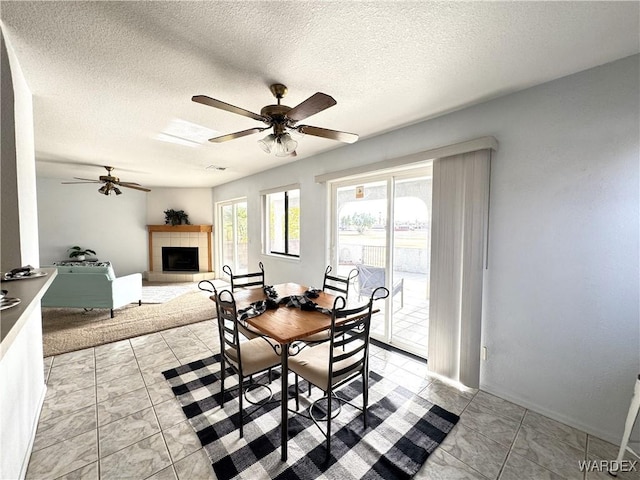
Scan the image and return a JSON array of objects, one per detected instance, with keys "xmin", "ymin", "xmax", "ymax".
[
  {"xmin": 289, "ymin": 286, "xmax": 389, "ymax": 462},
  {"xmin": 300, "ymin": 266, "xmax": 359, "ymax": 346},
  {"xmin": 220, "ymin": 263, "xmax": 267, "ymax": 340},
  {"xmin": 321, "ymin": 265, "xmax": 358, "ymax": 297},
  {"xmin": 222, "ymin": 262, "xmax": 265, "ymax": 291},
  {"xmin": 214, "ymin": 289, "xmax": 280, "ymax": 438}
]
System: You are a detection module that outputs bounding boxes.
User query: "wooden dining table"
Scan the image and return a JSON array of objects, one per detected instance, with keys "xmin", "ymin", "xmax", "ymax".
[{"xmin": 224, "ymin": 282, "xmax": 356, "ymax": 461}]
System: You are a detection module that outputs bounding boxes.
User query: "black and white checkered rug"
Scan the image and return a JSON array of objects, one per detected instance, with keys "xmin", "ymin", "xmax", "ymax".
[{"xmin": 163, "ymin": 355, "xmax": 459, "ymax": 479}]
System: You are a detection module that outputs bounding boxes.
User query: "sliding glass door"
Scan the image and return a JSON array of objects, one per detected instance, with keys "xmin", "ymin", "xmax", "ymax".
[
  {"xmin": 218, "ymin": 199, "xmax": 248, "ymax": 274},
  {"xmin": 331, "ymin": 168, "xmax": 432, "ymax": 357}
]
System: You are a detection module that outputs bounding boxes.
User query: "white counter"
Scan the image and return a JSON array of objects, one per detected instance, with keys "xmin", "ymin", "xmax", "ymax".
[{"xmin": 0, "ymin": 268, "xmax": 57, "ymax": 479}]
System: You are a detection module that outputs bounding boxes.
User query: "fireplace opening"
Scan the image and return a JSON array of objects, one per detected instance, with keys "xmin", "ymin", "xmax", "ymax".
[{"xmin": 162, "ymin": 247, "xmax": 199, "ymax": 272}]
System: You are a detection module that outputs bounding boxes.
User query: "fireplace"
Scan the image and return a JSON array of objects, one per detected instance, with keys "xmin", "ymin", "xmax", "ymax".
[{"xmin": 162, "ymin": 247, "xmax": 199, "ymax": 272}]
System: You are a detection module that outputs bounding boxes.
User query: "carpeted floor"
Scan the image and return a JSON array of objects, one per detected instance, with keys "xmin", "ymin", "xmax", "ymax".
[
  {"xmin": 42, "ymin": 290, "xmax": 217, "ymax": 357},
  {"xmin": 164, "ymin": 354, "xmax": 459, "ymax": 479}
]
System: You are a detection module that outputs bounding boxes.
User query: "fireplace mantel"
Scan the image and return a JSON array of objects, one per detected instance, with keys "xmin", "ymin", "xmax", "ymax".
[
  {"xmin": 147, "ymin": 224, "xmax": 213, "ymax": 233},
  {"xmin": 147, "ymin": 224, "xmax": 213, "ymax": 276}
]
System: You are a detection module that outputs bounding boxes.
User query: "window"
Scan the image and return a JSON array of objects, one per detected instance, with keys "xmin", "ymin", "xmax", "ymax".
[{"xmin": 264, "ymin": 187, "xmax": 300, "ymax": 257}]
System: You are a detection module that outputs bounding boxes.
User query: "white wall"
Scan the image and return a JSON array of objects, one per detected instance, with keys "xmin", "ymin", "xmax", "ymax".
[
  {"xmin": 212, "ymin": 55, "xmax": 639, "ymax": 445},
  {"xmin": 37, "ymin": 179, "xmax": 147, "ymax": 276},
  {"xmin": 146, "ymin": 188, "xmax": 213, "ymax": 225},
  {"xmin": 36, "ymin": 184, "xmax": 214, "ymax": 275}
]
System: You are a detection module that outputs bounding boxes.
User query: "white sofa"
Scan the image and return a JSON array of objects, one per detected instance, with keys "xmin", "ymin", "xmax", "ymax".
[{"xmin": 41, "ymin": 262, "xmax": 142, "ymax": 317}]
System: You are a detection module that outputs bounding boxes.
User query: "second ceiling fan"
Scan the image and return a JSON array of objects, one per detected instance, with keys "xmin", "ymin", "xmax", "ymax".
[{"xmin": 192, "ymin": 83, "xmax": 358, "ymax": 157}]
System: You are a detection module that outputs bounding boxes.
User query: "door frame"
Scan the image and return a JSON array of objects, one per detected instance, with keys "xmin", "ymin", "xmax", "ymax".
[
  {"xmin": 215, "ymin": 197, "xmax": 247, "ymax": 277},
  {"xmin": 328, "ymin": 165, "xmax": 432, "ymax": 352}
]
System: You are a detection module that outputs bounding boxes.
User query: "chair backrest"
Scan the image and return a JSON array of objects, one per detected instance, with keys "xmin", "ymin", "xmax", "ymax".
[
  {"xmin": 327, "ymin": 286, "xmax": 389, "ymax": 390},
  {"xmin": 355, "ymin": 264, "xmax": 386, "ymax": 297},
  {"xmin": 322, "ymin": 265, "xmax": 358, "ymax": 297},
  {"xmin": 222, "ymin": 262, "xmax": 265, "ymax": 291},
  {"xmin": 214, "ymin": 289, "xmax": 244, "ymax": 374}
]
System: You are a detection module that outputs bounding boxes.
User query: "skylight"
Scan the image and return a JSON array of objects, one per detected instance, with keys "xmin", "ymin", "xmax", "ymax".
[{"xmin": 155, "ymin": 119, "xmax": 219, "ymax": 147}]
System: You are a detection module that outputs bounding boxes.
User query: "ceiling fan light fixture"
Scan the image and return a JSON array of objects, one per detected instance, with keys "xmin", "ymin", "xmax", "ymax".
[
  {"xmin": 98, "ymin": 185, "xmax": 108, "ymax": 195},
  {"xmin": 258, "ymin": 133, "xmax": 276, "ymax": 153},
  {"xmin": 113, "ymin": 187, "xmax": 122, "ymax": 195},
  {"xmin": 274, "ymin": 133, "xmax": 298, "ymax": 157}
]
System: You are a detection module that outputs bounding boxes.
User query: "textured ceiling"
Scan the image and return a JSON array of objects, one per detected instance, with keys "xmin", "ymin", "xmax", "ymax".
[{"xmin": 1, "ymin": 1, "xmax": 638, "ymax": 188}]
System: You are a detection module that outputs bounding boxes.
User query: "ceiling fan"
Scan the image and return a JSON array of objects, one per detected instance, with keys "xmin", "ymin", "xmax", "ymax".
[
  {"xmin": 61, "ymin": 166, "xmax": 151, "ymax": 196},
  {"xmin": 192, "ymin": 83, "xmax": 358, "ymax": 157}
]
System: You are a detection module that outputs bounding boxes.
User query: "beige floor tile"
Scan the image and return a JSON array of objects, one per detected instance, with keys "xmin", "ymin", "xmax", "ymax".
[
  {"xmin": 51, "ymin": 348, "xmax": 95, "ymax": 368},
  {"xmin": 147, "ymin": 379, "xmax": 178, "ymax": 405},
  {"xmin": 97, "ymin": 386, "xmax": 151, "ymax": 426},
  {"xmin": 588, "ymin": 435, "xmax": 637, "ymax": 462},
  {"xmin": 511, "ymin": 424, "xmax": 587, "ymax": 480},
  {"xmin": 522, "ymin": 410, "xmax": 587, "ymax": 450},
  {"xmin": 99, "ymin": 433, "xmax": 171, "ymax": 480},
  {"xmin": 45, "ymin": 370, "xmax": 96, "ymax": 399},
  {"xmin": 498, "ymin": 451, "xmax": 565, "ymax": 480},
  {"xmin": 418, "ymin": 381, "xmax": 473, "ymax": 415},
  {"xmin": 147, "ymin": 466, "xmax": 179, "ymax": 480},
  {"xmin": 142, "ymin": 360, "xmax": 182, "ymax": 386},
  {"xmin": 136, "ymin": 348, "xmax": 180, "ymax": 371},
  {"xmin": 154, "ymin": 397, "xmax": 189, "ymax": 430},
  {"xmin": 471, "ymin": 391, "xmax": 526, "ymax": 423},
  {"xmin": 173, "ymin": 449, "xmax": 216, "ymax": 480},
  {"xmin": 440, "ymin": 423, "xmax": 510, "ymax": 479},
  {"xmin": 40, "ymin": 384, "xmax": 96, "ymax": 423},
  {"xmin": 26, "ymin": 430, "xmax": 98, "ymax": 479},
  {"xmin": 99, "ymin": 407, "xmax": 161, "ymax": 457},
  {"xmin": 459, "ymin": 400, "xmax": 521, "ymax": 447},
  {"xmin": 96, "ymin": 359, "xmax": 141, "ymax": 384},
  {"xmin": 163, "ymin": 420, "xmax": 203, "ymax": 463},
  {"xmin": 416, "ymin": 447, "xmax": 489, "ymax": 479},
  {"xmin": 33, "ymin": 405, "xmax": 96, "ymax": 452},
  {"xmin": 96, "ymin": 370, "xmax": 146, "ymax": 403},
  {"xmin": 55, "ymin": 461, "xmax": 99, "ymax": 480}
]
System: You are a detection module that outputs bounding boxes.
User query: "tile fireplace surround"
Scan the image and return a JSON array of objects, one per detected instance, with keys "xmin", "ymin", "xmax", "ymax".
[{"xmin": 145, "ymin": 225, "xmax": 215, "ymax": 282}]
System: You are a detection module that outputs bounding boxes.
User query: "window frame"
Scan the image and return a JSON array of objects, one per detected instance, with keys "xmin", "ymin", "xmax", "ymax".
[{"xmin": 262, "ymin": 184, "xmax": 301, "ymax": 258}]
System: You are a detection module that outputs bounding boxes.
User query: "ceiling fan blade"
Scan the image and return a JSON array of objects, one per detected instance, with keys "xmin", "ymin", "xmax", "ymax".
[
  {"xmin": 286, "ymin": 93, "xmax": 336, "ymax": 122},
  {"xmin": 61, "ymin": 181, "xmax": 101, "ymax": 184},
  {"xmin": 73, "ymin": 177, "xmax": 101, "ymax": 182},
  {"xmin": 209, "ymin": 127, "xmax": 267, "ymax": 143},
  {"xmin": 118, "ymin": 183, "xmax": 151, "ymax": 192},
  {"xmin": 192, "ymin": 95, "xmax": 265, "ymax": 122},
  {"xmin": 297, "ymin": 125, "xmax": 359, "ymax": 144},
  {"xmin": 118, "ymin": 181, "xmax": 143, "ymax": 187}
]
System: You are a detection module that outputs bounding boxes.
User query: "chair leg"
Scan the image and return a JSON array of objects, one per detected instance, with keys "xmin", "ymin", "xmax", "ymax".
[
  {"xmin": 220, "ymin": 358, "xmax": 226, "ymax": 407},
  {"xmin": 325, "ymin": 387, "xmax": 333, "ymax": 464},
  {"xmin": 295, "ymin": 375, "xmax": 299, "ymax": 411},
  {"xmin": 363, "ymin": 371, "xmax": 368, "ymax": 429},
  {"xmin": 239, "ymin": 373, "xmax": 244, "ymax": 438},
  {"xmin": 110, "ymin": 309, "xmax": 114, "ymax": 318}
]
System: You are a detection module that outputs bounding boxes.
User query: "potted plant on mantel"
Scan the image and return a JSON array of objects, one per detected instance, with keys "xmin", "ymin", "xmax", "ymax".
[
  {"xmin": 164, "ymin": 209, "xmax": 191, "ymax": 226},
  {"xmin": 67, "ymin": 246, "xmax": 97, "ymax": 261}
]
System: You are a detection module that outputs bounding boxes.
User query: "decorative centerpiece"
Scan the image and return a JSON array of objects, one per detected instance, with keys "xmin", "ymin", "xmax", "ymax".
[
  {"xmin": 164, "ymin": 209, "xmax": 190, "ymax": 226},
  {"xmin": 67, "ymin": 245, "xmax": 97, "ymax": 261}
]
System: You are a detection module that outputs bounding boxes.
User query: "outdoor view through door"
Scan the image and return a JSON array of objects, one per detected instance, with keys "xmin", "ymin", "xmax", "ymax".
[
  {"xmin": 332, "ymin": 168, "xmax": 432, "ymax": 358},
  {"xmin": 220, "ymin": 199, "xmax": 248, "ymax": 274}
]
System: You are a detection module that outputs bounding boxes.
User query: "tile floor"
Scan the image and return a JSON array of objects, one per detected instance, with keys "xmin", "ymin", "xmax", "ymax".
[{"xmin": 27, "ymin": 320, "xmax": 637, "ymax": 480}]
